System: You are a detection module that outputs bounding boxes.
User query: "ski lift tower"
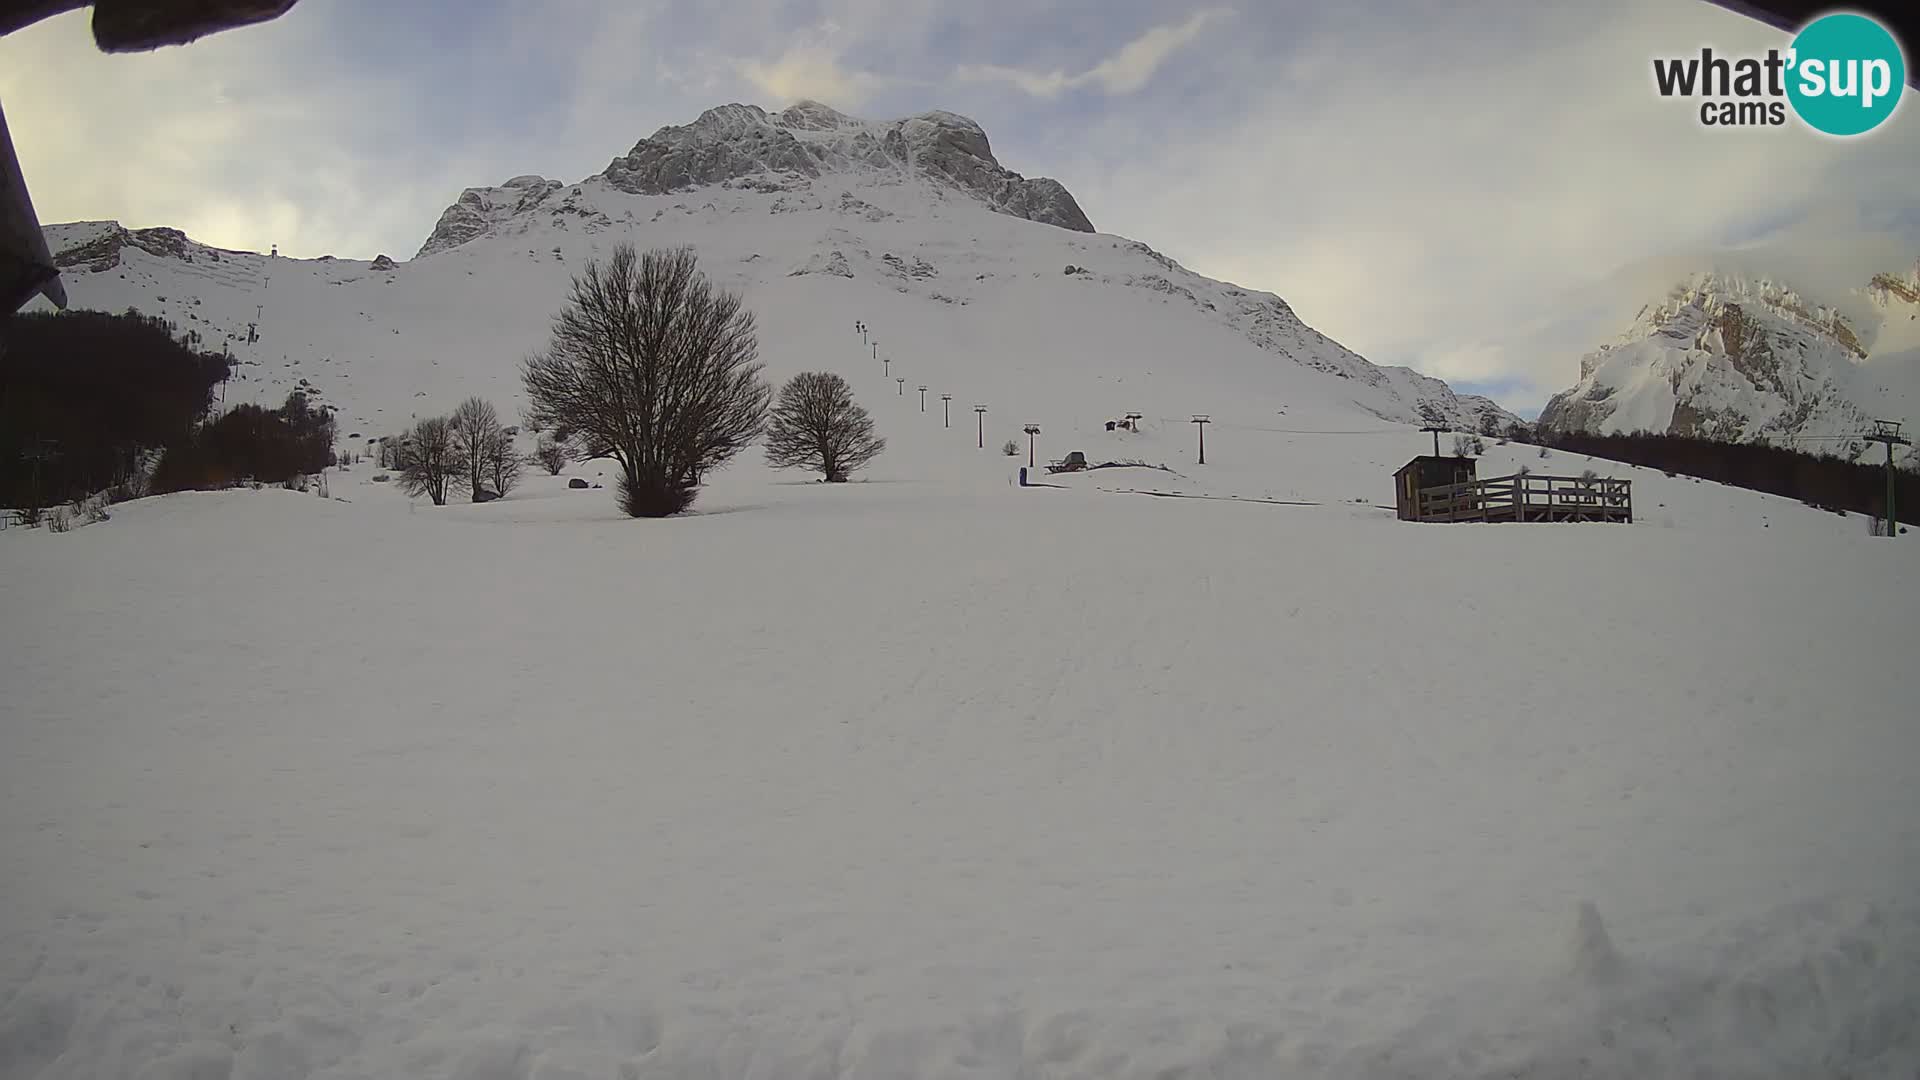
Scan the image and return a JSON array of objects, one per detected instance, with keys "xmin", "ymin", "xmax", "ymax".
[{"xmin": 1865, "ymin": 419, "xmax": 1911, "ymax": 537}]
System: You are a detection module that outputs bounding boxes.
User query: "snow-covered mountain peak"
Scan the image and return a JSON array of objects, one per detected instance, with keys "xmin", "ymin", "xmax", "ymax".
[
  {"xmin": 1542, "ymin": 258, "xmax": 1920, "ymax": 464},
  {"xmin": 1611, "ymin": 271, "xmax": 1867, "ymax": 364},
  {"xmin": 417, "ymin": 101, "xmax": 1094, "ymax": 260},
  {"xmin": 775, "ymin": 99, "xmax": 863, "ymax": 132}
]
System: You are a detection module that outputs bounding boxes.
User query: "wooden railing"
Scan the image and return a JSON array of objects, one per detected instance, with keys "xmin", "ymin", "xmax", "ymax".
[{"xmin": 1415, "ymin": 473, "xmax": 1631, "ymax": 523}]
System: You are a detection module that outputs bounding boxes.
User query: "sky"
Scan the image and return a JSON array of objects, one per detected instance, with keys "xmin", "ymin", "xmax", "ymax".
[{"xmin": 2, "ymin": 0, "xmax": 1916, "ymax": 414}]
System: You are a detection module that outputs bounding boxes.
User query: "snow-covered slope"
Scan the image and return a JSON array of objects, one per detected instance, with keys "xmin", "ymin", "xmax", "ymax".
[
  {"xmin": 36, "ymin": 102, "xmax": 1518, "ymax": 445},
  {"xmin": 1538, "ymin": 258, "xmax": 1920, "ymax": 466}
]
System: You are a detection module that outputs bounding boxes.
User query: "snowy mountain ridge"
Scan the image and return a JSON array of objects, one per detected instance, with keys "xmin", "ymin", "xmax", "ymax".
[
  {"xmin": 1539, "ymin": 260, "xmax": 1920, "ymax": 465},
  {"xmin": 417, "ymin": 101, "xmax": 1093, "ymax": 258},
  {"xmin": 37, "ymin": 100, "xmax": 1520, "ymax": 441}
]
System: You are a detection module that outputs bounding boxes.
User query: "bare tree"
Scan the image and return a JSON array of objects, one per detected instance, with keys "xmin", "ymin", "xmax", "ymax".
[
  {"xmin": 449, "ymin": 396, "xmax": 504, "ymax": 501},
  {"xmin": 522, "ymin": 244, "xmax": 770, "ymax": 516},
  {"xmin": 488, "ymin": 428, "xmax": 523, "ymax": 497},
  {"xmin": 764, "ymin": 372, "xmax": 885, "ymax": 482},
  {"xmin": 396, "ymin": 415, "xmax": 466, "ymax": 506},
  {"xmin": 533, "ymin": 433, "xmax": 569, "ymax": 476}
]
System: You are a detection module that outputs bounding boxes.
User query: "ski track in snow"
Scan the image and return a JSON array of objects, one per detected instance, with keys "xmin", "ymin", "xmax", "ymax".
[{"xmin": 3, "ymin": 462, "xmax": 1918, "ymax": 1079}]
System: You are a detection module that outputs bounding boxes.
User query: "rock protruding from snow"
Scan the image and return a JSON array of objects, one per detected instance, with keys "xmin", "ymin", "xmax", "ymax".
[
  {"xmin": 1567, "ymin": 901, "xmax": 1623, "ymax": 983},
  {"xmin": 587, "ymin": 103, "xmax": 1093, "ymax": 235},
  {"xmin": 890, "ymin": 111, "xmax": 1095, "ymax": 233},
  {"xmin": 51, "ymin": 223, "xmax": 204, "ymax": 273},
  {"xmin": 369, "ymin": 255, "xmax": 396, "ymax": 271},
  {"xmin": 602, "ymin": 105, "xmax": 825, "ymax": 197},
  {"xmin": 416, "ymin": 177, "xmax": 567, "ymax": 258},
  {"xmin": 789, "ymin": 250, "xmax": 854, "ymax": 279}
]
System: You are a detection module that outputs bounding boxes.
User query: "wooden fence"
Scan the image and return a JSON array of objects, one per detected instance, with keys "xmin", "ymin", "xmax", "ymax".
[{"xmin": 1414, "ymin": 473, "xmax": 1631, "ymax": 524}]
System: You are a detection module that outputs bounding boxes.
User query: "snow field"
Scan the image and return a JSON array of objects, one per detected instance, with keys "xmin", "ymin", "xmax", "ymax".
[{"xmin": 3, "ymin": 472, "xmax": 1917, "ymax": 1078}]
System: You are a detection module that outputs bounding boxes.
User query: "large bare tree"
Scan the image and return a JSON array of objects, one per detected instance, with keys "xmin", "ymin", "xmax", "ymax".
[
  {"xmin": 522, "ymin": 244, "xmax": 770, "ymax": 516},
  {"xmin": 764, "ymin": 372, "xmax": 885, "ymax": 482},
  {"xmin": 395, "ymin": 415, "xmax": 465, "ymax": 506}
]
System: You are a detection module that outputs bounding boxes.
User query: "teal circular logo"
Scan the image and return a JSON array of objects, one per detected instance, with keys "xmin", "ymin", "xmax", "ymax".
[{"xmin": 1786, "ymin": 13, "xmax": 1906, "ymax": 136}]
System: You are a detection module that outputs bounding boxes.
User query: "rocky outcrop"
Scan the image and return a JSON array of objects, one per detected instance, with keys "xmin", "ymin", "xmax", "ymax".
[
  {"xmin": 883, "ymin": 111, "xmax": 1095, "ymax": 233},
  {"xmin": 582, "ymin": 103, "xmax": 1091, "ymax": 234},
  {"xmin": 603, "ymin": 105, "xmax": 823, "ymax": 194},
  {"xmin": 416, "ymin": 175, "xmax": 569, "ymax": 258},
  {"xmin": 52, "ymin": 224, "xmax": 199, "ymax": 272},
  {"xmin": 369, "ymin": 254, "xmax": 396, "ymax": 271},
  {"xmin": 788, "ymin": 250, "xmax": 853, "ymax": 278},
  {"xmin": 417, "ymin": 102, "xmax": 1094, "ymax": 257}
]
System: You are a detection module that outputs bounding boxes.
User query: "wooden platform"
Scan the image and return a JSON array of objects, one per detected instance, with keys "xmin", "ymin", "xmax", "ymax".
[{"xmin": 1412, "ymin": 473, "xmax": 1631, "ymax": 524}]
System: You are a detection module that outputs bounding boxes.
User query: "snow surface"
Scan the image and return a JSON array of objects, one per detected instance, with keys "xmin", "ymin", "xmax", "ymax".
[{"xmin": 5, "ymin": 418, "xmax": 1919, "ymax": 1078}]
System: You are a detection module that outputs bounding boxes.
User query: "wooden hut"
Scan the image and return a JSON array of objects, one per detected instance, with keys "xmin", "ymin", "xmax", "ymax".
[{"xmin": 1393, "ymin": 456, "xmax": 1477, "ymax": 521}]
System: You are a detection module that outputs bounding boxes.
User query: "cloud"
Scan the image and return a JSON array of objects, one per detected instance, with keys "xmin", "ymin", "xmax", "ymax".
[
  {"xmin": 736, "ymin": 33, "xmax": 887, "ymax": 108},
  {"xmin": 957, "ymin": 8, "xmax": 1231, "ymax": 97},
  {"xmin": 2, "ymin": 0, "xmax": 1913, "ymax": 419},
  {"xmin": 1052, "ymin": 0, "xmax": 1920, "ymax": 410}
]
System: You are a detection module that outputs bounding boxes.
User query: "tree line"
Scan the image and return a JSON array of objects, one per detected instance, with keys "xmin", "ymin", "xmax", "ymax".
[
  {"xmin": 1532, "ymin": 428, "xmax": 1917, "ymax": 525},
  {"xmin": 151, "ymin": 390, "xmax": 336, "ymax": 493},
  {"xmin": 1, "ymin": 309, "xmax": 231, "ymax": 508}
]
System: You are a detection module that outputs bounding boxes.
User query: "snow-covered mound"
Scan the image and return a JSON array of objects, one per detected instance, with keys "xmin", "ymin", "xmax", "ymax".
[
  {"xmin": 36, "ymin": 100, "xmax": 1519, "ymax": 442},
  {"xmin": 1539, "ymin": 259, "xmax": 1920, "ymax": 466}
]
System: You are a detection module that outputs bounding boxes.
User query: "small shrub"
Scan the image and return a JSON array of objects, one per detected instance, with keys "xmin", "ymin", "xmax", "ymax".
[
  {"xmin": 47, "ymin": 506, "xmax": 72, "ymax": 533},
  {"xmin": 534, "ymin": 434, "xmax": 569, "ymax": 476},
  {"xmin": 1002, "ymin": 440, "xmax": 1019, "ymax": 456}
]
